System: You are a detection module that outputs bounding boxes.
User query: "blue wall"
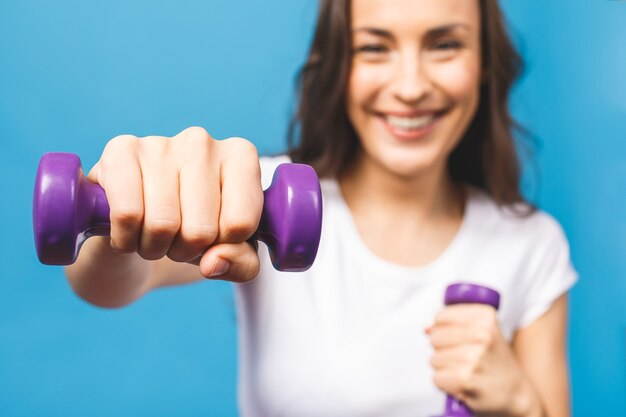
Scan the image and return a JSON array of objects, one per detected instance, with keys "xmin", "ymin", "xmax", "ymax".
[
  {"xmin": 0, "ymin": 0, "xmax": 624, "ymax": 415},
  {"xmin": 503, "ymin": 1, "xmax": 626, "ymax": 413}
]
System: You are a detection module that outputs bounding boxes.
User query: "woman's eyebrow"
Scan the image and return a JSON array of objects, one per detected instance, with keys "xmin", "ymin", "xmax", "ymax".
[
  {"xmin": 426, "ymin": 23, "xmax": 471, "ymax": 37},
  {"xmin": 352, "ymin": 23, "xmax": 471, "ymax": 38},
  {"xmin": 352, "ymin": 27, "xmax": 393, "ymax": 39}
]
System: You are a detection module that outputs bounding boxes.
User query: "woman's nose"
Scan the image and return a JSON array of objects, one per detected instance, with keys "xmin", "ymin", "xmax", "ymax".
[{"xmin": 390, "ymin": 54, "xmax": 432, "ymax": 103}]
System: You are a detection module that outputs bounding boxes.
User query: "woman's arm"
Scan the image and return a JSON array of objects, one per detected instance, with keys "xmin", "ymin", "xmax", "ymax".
[
  {"xmin": 65, "ymin": 236, "xmax": 205, "ymax": 308},
  {"xmin": 427, "ymin": 294, "xmax": 571, "ymax": 417},
  {"xmin": 512, "ymin": 294, "xmax": 571, "ymax": 417}
]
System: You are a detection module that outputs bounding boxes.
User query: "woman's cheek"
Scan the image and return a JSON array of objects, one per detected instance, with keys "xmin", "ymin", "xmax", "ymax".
[
  {"xmin": 347, "ymin": 64, "xmax": 387, "ymax": 133},
  {"xmin": 430, "ymin": 59, "xmax": 481, "ymax": 149},
  {"xmin": 430, "ymin": 58, "xmax": 481, "ymax": 103},
  {"xmin": 349, "ymin": 63, "xmax": 389, "ymax": 101}
]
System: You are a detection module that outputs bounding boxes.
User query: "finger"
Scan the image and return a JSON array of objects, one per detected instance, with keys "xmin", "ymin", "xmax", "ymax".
[
  {"xmin": 167, "ymin": 146, "xmax": 220, "ymax": 262},
  {"xmin": 215, "ymin": 137, "xmax": 263, "ymax": 244},
  {"xmin": 138, "ymin": 138, "xmax": 181, "ymax": 260},
  {"xmin": 198, "ymin": 241, "xmax": 260, "ymax": 283},
  {"xmin": 94, "ymin": 136, "xmax": 144, "ymax": 253},
  {"xmin": 428, "ymin": 325, "xmax": 489, "ymax": 349},
  {"xmin": 430, "ymin": 345, "xmax": 477, "ymax": 370},
  {"xmin": 434, "ymin": 304, "xmax": 495, "ymax": 326}
]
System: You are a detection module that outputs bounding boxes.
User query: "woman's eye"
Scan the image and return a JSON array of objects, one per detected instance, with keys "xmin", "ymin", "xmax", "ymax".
[
  {"xmin": 432, "ymin": 40, "xmax": 463, "ymax": 51},
  {"xmin": 354, "ymin": 44, "xmax": 388, "ymax": 54}
]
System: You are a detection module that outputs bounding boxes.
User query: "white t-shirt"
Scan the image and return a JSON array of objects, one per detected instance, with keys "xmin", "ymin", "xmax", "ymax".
[{"xmin": 235, "ymin": 155, "xmax": 577, "ymax": 417}]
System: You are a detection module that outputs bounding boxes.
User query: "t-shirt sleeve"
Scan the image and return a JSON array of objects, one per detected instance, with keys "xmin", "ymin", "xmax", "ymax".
[{"xmin": 517, "ymin": 214, "xmax": 578, "ymax": 328}]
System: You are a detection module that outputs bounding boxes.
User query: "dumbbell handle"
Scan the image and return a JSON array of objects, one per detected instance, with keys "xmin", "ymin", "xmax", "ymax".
[
  {"xmin": 33, "ymin": 152, "xmax": 323, "ymax": 271},
  {"xmin": 433, "ymin": 283, "xmax": 501, "ymax": 417}
]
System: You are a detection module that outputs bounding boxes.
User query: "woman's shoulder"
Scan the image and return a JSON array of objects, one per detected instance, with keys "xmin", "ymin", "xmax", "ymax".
[
  {"xmin": 464, "ymin": 187, "xmax": 577, "ymax": 330},
  {"xmin": 465, "ymin": 186, "xmax": 570, "ymax": 250}
]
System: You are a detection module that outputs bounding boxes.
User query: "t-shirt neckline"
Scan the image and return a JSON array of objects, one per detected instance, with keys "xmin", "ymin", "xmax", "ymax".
[{"xmin": 322, "ymin": 178, "xmax": 477, "ymax": 280}]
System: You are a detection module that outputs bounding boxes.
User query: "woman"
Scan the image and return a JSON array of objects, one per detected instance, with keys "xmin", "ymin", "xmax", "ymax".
[{"xmin": 66, "ymin": 0, "xmax": 577, "ymax": 416}]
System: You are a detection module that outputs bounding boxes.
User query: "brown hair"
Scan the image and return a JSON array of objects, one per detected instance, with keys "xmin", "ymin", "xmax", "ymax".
[{"xmin": 288, "ymin": 0, "xmax": 529, "ymax": 207}]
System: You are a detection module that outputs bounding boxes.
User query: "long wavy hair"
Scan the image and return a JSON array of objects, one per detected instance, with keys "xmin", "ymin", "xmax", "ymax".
[{"xmin": 288, "ymin": 0, "xmax": 529, "ymax": 207}]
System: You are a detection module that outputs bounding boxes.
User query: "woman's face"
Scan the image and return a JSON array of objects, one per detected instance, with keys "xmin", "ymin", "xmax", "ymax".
[{"xmin": 347, "ymin": 0, "xmax": 482, "ymax": 179}]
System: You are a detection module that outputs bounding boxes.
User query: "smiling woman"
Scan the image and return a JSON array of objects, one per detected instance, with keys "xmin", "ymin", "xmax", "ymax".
[
  {"xmin": 61, "ymin": 0, "xmax": 577, "ymax": 416},
  {"xmin": 289, "ymin": 0, "xmax": 524, "ymax": 206}
]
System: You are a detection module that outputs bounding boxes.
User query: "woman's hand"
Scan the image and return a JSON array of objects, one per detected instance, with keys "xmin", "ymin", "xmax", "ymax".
[
  {"xmin": 426, "ymin": 305, "xmax": 546, "ymax": 417},
  {"xmin": 87, "ymin": 126, "xmax": 263, "ymax": 282}
]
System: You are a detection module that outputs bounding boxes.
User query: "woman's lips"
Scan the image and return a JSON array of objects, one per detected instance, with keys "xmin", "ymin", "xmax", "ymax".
[{"xmin": 376, "ymin": 110, "xmax": 447, "ymax": 141}]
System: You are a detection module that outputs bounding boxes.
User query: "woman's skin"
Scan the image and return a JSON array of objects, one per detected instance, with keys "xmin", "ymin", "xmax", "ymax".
[{"xmin": 65, "ymin": 0, "xmax": 571, "ymax": 416}]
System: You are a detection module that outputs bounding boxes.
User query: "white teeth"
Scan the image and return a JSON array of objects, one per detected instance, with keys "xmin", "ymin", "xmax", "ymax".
[{"xmin": 385, "ymin": 114, "xmax": 435, "ymax": 130}]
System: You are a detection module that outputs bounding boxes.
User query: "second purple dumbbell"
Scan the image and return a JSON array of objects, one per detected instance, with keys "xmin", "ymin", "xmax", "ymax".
[
  {"xmin": 33, "ymin": 152, "xmax": 323, "ymax": 271},
  {"xmin": 433, "ymin": 283, "xmax": 501, "ymax": 417}
]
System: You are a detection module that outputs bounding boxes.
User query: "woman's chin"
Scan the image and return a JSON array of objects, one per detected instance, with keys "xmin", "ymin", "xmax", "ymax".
[{"xmin": 377, "ymin": 156, "xmax": 441, "ymax": 180}]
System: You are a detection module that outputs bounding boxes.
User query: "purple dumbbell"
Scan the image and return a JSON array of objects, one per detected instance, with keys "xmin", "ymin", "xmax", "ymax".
[
  {"xmin": 433, "ymin": 283, "xmax": 501, "ymax": 417},
  {"xmin": 33, "ymin": 152, "xmax": 323, "ymax": 271}
]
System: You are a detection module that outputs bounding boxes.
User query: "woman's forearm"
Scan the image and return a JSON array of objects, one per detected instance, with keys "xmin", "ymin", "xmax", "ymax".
[{"xmin": 64, "ymin": 236, "xmax": 154, "ymax": 308}]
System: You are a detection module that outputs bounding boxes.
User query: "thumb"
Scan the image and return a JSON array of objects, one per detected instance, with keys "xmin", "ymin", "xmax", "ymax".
[{"xmin": 198, "ymin": 242, "xmax": 260, "ymax": 283}]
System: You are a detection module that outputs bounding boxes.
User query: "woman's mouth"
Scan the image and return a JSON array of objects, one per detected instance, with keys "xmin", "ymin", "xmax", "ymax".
[{"xmin": 377, "ymin": 110, "xmax": 447, "ymax": 141}]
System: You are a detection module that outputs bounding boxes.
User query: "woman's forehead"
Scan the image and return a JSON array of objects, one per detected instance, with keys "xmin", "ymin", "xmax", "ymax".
[{"xmin": 351, "ymin": 0, "xmax": 480, "ymax": 32}]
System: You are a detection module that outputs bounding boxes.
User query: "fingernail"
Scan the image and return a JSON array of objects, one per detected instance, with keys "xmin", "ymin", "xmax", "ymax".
[{"xmin": 208, "ymin": 257, "xmax": 230, "ymax": 278}]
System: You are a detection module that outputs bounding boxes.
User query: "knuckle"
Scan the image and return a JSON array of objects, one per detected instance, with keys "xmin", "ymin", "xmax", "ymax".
[
  {"xmin": 220, "ymin": 217, "xmax": 258, "ymax": 242},
  {"xmin": 140, "ymin": 135, "xmax": 169, "ymax": 156},
  {"xmin": 110, "ymin": 206, "xmax": 143, "ymax": 228},
  {"xmin": 428, "ymin": 332, "xmax": 441, "ymax": 347},
  {"xmin": 143, "ymin": 217, "xmax": 180, "ymax": 237},
  {"xmin": 183, "ymin": 223, "xmax": 219, "ymax": 246},
  {"xmin": 181, "ymin": 126, "xmax": 211, "ymax": 141},
  {"xmin": 434, "ymin": 310, "xmax": 446, "ymax": 324},
  {"xmin": 105, "ymin": 134, "xmax": 138, "ymax": 151},
  {"xmin": 242, "ymin": 259, "xmax": 260, "ymax": 283},
  {"xmin": 457, "ymin": 370, "xmax": 474, "ymax": 394},
  {"xmin": 432, "ymin": 375, "xmax": 441, "ymax": 389},
  {"xmin": 429, "ymin": 354, "xmax": 439, "ymax": 368},
  {"xmin": 101, "ymin": 136, "xmax": 138, "ymax": 164},
  {"xmin": 165, "ymin": 251, "xmax": 185, "ymax": 263},
  {"xmin": 178, "ymin": 127, "xmax": 214, "ymax": 150},
  {"xmin": 177, "ymin": 127, "xmax": 215, "ymax": 159},
  {"xmin": 110, "ymin": 238, "xmax": 137, "ymax": 254},
  {"xmin": 432, "ymin": 373, "xmax": 446, "ymax": 391},
  {"xmin": 223, "ymin": 137, "xmax": 258, "ymax": 157},
  {"xmin": 137, "ymin": 248, "xmax": 165, "ymax": 261},
  {"xmin": 231, "ymin": 248, "xmax": 260, "ymax": 283},
  {"xmin": 167, "ymin": 247, "xmax": 201, "ymax": 263}
]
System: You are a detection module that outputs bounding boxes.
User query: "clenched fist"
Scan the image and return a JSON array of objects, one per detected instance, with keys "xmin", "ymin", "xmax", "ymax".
[{"xmin": 87, "ymin": 126, "xmax": 263, "ymax": 282}]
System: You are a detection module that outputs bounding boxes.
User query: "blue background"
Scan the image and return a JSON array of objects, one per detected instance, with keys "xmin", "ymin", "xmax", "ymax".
[{"xmin": 0, "ymin": 0, "xmax": 624, "ymax": 415}]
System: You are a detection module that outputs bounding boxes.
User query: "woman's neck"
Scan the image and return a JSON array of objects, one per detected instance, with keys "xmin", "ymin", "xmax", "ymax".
[
  {"xmin": 337, "ymin": 155, "xmax": 466, "ymax": 267},
  {"xmin": 339, "ymin": 155, "xmax": 464, "ymax": 223}
]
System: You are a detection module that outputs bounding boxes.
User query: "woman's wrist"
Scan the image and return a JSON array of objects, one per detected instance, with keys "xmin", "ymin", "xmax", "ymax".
[{"xmin": 65, "ymin": 236, "xmax": 152, "ymax": 308}]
